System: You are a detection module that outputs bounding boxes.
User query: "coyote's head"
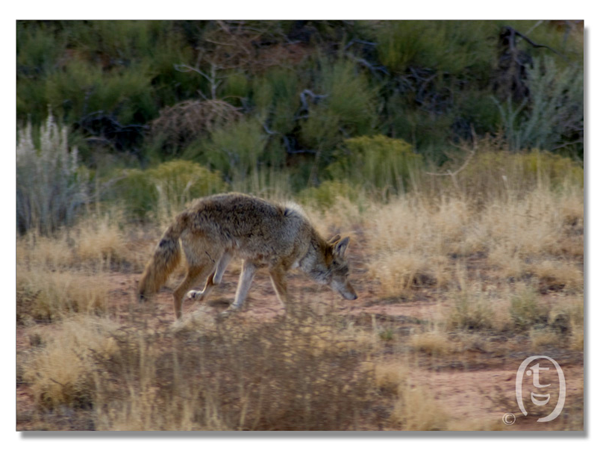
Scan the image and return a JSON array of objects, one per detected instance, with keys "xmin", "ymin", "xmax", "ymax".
[{"xmin": 309, "ymin": 235, "xmax": 358, "ymax": 301}]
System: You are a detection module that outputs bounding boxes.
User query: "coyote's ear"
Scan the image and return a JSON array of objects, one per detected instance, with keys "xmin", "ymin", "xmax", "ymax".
[
  {"xmin": 333, "ymin": 237, "xmax": 350, "ymax": 258},
  {"xmin": 327, "ymin": 234, "xmax": 341, "ymax": 244}
]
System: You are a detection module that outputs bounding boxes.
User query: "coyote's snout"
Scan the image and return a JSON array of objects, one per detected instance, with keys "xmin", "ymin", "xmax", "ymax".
[{"xmin": 138, "ymin": 193, "xmax": 357, "ymax": 320}]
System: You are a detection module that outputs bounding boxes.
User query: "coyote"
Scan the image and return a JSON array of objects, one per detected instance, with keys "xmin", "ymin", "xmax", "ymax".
[{"xmin": 138, "ymin": 193, "xmax": 357, "ymax": 319}]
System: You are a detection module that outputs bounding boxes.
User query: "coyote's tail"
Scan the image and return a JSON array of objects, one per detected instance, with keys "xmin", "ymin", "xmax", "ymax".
[{"xmin": 138, "ymin": 213, "xmax": 188, "ymax": 302}]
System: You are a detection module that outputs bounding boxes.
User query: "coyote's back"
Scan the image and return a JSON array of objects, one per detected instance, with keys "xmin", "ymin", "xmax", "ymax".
[{"xmin": 138, "ymin": 193, "xmax": 357, "ymax": 320}]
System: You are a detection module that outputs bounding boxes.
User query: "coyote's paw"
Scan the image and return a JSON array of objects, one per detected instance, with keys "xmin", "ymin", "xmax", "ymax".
[
  {"xmin": 218, "ymin": 306, "xmax": 239, "ymax": 320},
  {"xmin": 185, "ymin": 290, "xmax": 202, "ymax": 302}
]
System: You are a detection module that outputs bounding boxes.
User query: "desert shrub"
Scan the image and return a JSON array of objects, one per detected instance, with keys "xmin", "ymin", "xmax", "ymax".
[
  {"xmin": 374, "ymin": 21, "xmax": 495, "ymax": 76},
  {"xmin": 298, "ymin": 58, "xmax": 378, "ymax": 155},
  {"xmin": 44, "ymin": 59, "xmax": 156, "ymax": 125},
  {"xmin": 494, "ymin": 56, "xmax": 583, "ymax": 156},
  {"xmin": 115, "ymin": 160, "xmax": 227, "ymax": 221},
  {"xmin": 186, "ymin": 118, "xmax": 270, "ymax": 181},
  {"xmin": 317, "ymin": 58, "xmax": 378, "ymax": 135},
  {"xmin": 252, "ymin": 67, "xmax": 301, "ymax": 135},
  {"xmin": 328, "ymin": 135, "xmax": 423, "ymax": 195},
  {"xmin": 17, "ymin": 113, "xmax": 89, "ymax": 235}
]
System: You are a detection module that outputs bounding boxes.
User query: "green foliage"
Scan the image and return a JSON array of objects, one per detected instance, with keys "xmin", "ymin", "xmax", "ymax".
[
  {"xmin": 328, "ymin": 135, "xmax": 423, "ymax": 194},
  {"xmin": 17, "ymin": 114, "xmax": 89, "ymax": 235},
  {"xmin": 16, "ymin": 20, "xmax": 584, "ymax": 195},
  {"xmin": 375, "ymin": 21, "xmax": 496, "ymax": 76},
  {"xmin": 298, "ymin": 181, "xmax": 361, "ymax": 209},
  {"xmin": 494, "ymin": 56, "xmax": 583, "ymax": 156},
  {"xmin": 186, "ymin": 118, "xmax": 270, "ymax": 181},
  {"xmin": 17, "ymin": 22, "xmax": 65, "ymax": 76},
  {"xmin": 253, "ymin": 68, "xmax": 301, "ymax": 134},
  {"xmin": 17, "ymin": 21, "xmax": 198, "ymax": 127},
  {"xmin": 318, "ymin": 59, "xmax": 378, "ymax": 135},
  {"xmin": 115, "ymin": 160, "xmax": 227, "ymax": 221},
  {"xmin": 44, "ymin": 60, "xmax": 155, "ymax": 125}
]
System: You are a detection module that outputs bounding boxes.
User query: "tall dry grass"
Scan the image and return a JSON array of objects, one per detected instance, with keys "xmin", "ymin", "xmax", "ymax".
[{"xmin": 17, "ymin": 141, "xmax": 583, "ymax": 431}]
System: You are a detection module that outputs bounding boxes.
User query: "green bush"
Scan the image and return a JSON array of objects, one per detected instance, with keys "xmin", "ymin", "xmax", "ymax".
[
  {"xmin": 252, "ymin": 68, "xmax": 300, "ymax": 134},
  {"xmin": 298, "ymin": 180, "xmax": 361, "ymax": 209},
  {"xmin": 185, "ymin": 118, "xmax": 269, "ymax": 182},
  {"xmin": 374, "ymin": 21, "xmax": 496, "ymax": 76},
  {"xmin": 494, "ymin": 56, "xmax": 583, "ymax": 156},
  {"xmin": 115, "ymin": 160, "xmax": 227, "ymax": 221},
  {"xmin": 327, "ymin": 135, "xmax": 423, "ymax": 194}
]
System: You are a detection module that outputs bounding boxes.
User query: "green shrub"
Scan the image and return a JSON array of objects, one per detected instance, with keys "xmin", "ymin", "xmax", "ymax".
[
  {"xmin": 186, "ymin": 118, "xmax": 269, "ymax": 182},
  {"xmin": 298, "ymin": 180, "xmax": 361, "ymax": 209},
  {"xmin": 318, "ymin": 59, "xmax": 378, "ymax": 135},
  {"xmin": 374, "ymin": 21, "xmax": 495, "ymax": 76},
  {"xmin": 115, "ymin": 160, "xmax": 227, "ymax": 221},
  {"xmin": 252, "ymin": 68, "xmax": 300, "ymax": 135},
  {"xmin": 494, "ymin": 56, "xmax": 583, "ymax": 155},
  {"xmin": 44, "ymin": 60, "xmax": 155, "ymax": 125},
  {"xmin": 327, "ymin": 135, "xmax": 423, "ymax": 194}
]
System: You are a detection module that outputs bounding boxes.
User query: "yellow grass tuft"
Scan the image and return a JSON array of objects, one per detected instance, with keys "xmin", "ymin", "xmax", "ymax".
[
  {"xmin": 389, "ymin": 383, "xmax": 450, "ymax": 431},
  {"xmin": 22, "ymin": 317, "xmax": 119, "ymax": 410},
  {"xmin": 409, "ymin": 330, "xmax": 455, "ymax": 355},
  {"xmin": 17, "ymin": 268, "xmax": 110, "ymax": 322}
]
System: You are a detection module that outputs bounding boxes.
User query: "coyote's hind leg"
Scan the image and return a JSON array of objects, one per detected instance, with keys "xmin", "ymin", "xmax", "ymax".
[{"xmin": 186, "ymin": 251, "xmax": 233, "ymax": 303}]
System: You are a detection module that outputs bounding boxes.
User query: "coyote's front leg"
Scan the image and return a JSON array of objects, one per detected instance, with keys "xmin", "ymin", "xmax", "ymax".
[{"xmin": 220, "ymin": 260, "xmax": 257, "ymax": 317}]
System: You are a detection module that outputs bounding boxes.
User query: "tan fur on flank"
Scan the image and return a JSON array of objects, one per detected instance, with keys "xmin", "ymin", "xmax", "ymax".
[{"xmin": 138, "ymin": 193, "xmax": 357, "ymax": 320}]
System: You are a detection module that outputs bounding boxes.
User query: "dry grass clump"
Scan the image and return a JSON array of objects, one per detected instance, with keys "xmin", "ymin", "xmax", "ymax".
[
  {"xmin": 22, "ymin": 317, "xmax": 119, "ymax": 410},
  {"xmin": 16, "ymin": 212, "xmax": 140, "ymax": 271},
  {"xmin": 547, "ymin": 297, "xmax": 584, "ymax": 351},
  {"xmin": 509, "ymin": 284, "xmax": 549, "ymax": 331},
  {"xmin": 17, "ymin": 269, "xmax": 110, "ymax": 323},
  {"xmin": 529, "ymin": 329, "xmax": 561, "ymax": 351},
  {"xmin": 388, "ymin": 383, "xmax": 450, "ymax": 431},
  {"xmin": 75, "ymin": 216, "xmax": 126, "ymax": 266},
  {"xmin": 92, "ymin": 309, "xmax": 375, "ymax": 431},
  {"xmin": 367, "ymin": 197, "xmax": 474, "ymax": 257},
  {"xmin": 372, "ymin": 360, "xmax": 450, "ymax": 430},
  {"xmin": 373, "ymin": 361, "xmax": 409, "ymax": 397},
  {"xmin": 409, "ymin": 330, "xmax": 456, "ymax": 355},
  {"xmin": 302, "ymin": 194, "xmax": 367, "ymax": 240},
  {"xmin": 368, "ymin": 251, "xmax": 438, "ymax": 299},
  {"xmin": 527, "ymin": 260, "xmax": 583, "ymax": 293}
]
